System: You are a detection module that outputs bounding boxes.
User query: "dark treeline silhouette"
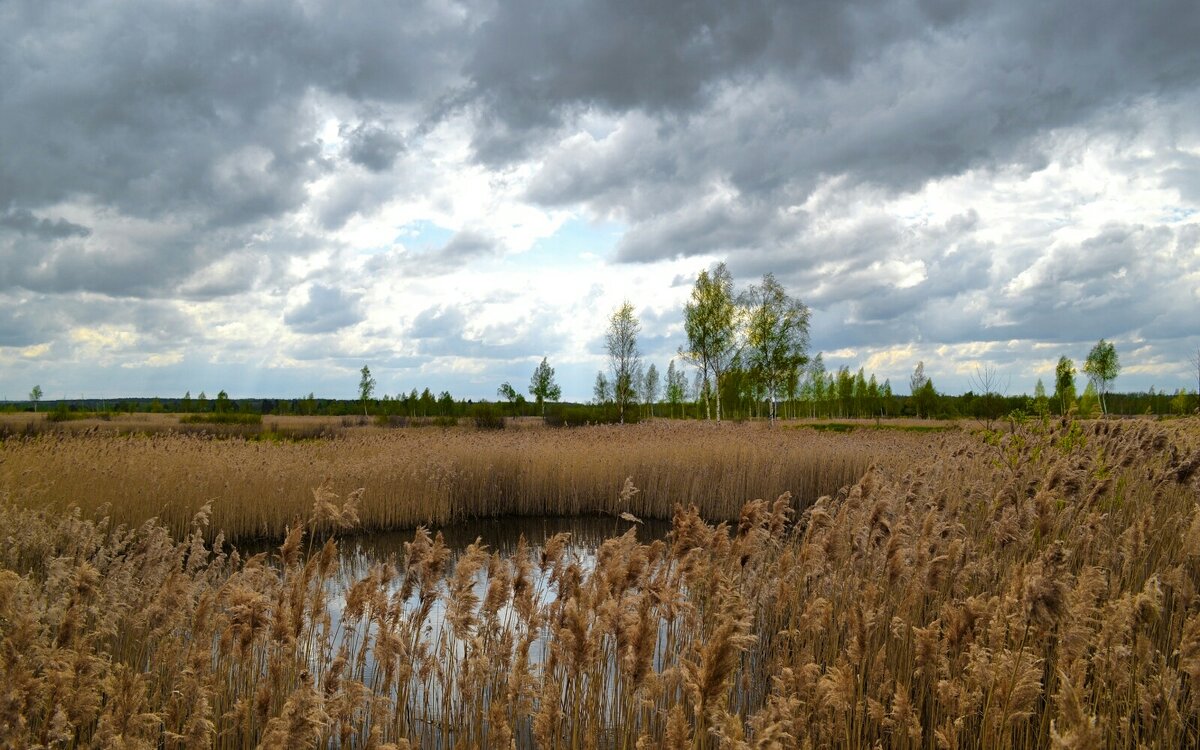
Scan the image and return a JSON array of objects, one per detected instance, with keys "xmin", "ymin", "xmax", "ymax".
[{"xmin": 5, "ymin": 381, "xmax": 1196, "ymax": 423}]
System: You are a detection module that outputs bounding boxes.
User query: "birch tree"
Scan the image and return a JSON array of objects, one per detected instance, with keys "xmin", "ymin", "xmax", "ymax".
[
  {"xmin": 680, "ymin": 262, "xmax": 738, "ymax": 421},
  {"xmin": 605, "ymin": 301, "xmax": 641, "ymax": 423},
  {"xmin": 741, "ymin": 273, "xmax": 810, "ymax": 423},
  {"xmin": 528, "ymin": 357, "xmax": 562, "ymax": 418},
  {"xmin": 1083, "ymin": 339, "xmax": 1119, "ymax": 416}
]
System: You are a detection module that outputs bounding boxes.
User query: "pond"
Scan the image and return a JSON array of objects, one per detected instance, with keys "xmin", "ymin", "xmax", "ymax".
[{"xmin": 240, "ymin": 513, "xmax": 681, "ymax": 747}]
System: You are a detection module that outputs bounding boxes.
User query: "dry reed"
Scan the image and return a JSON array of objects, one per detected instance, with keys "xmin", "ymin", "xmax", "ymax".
[
  {"xmin": 0, "ymin": 417, "xmax": 1198, "ymax": 748},
  {"xmin": 0, "ymin": 421, "xmax": 880, "ymax": 540}
]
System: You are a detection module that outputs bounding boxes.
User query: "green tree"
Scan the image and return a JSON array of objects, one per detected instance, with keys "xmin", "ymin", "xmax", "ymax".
[
  {"xmin": 528, "ymin": 358, "xmax": 562, "ymax": 418},
  {"xmin": 1083, "ymin": 340, "xmax": 1119, "ymax": 416},
  {"xmin": 497, "ymin": 382, "xmax": 521, "ymax": 416},
  {"xmin": 665, "ymin": 360, "xmax": 687, "ymax": 418},
  {"xmin": 680, "ymin": 263, "xmax": 738, "ymax": 422},
  {"xmin": 1078, "ymin": 381, "xmax": 1100, "ymax": 418},
  {"xmin": 741, "ymin": 273, "xmax": 811, "ymax": 423},
  {"xmin": 1033, "ymin": 379, "xmax": 1050, "ymax": 418},
  {"xmin": 853, "ymin": 368, "xmax": 868, "ymax": 418},
  {"xmin": 1170, "ymin": 388, "xmax": 1190, "ymax": 416},
  {"xmin": 29, "ymin": 384, "xmax": 42, "ymax": 412},
  {"xmin": 419, "ymin": 388, "xmax": 436, "ymax": 417},
  {"xmin": 593, "ymin": 371, "xmax": 611, "ymax": 405},
  {"xmin": 358, "ymin": 365, "xmax": 376, "ymax": 416},
  {"xmin": 836, "ymin": 366, "xmax": 854, "ymax": 418},
  {"xmin": 641, "ymin": 363, "xmax": 660, "ymax": 417},
  {"xmin": 198, "ymin": 391, "xmax": 209, "ymax": 413},
  {"xmin": 181, "ymin": 390, "xmax": 193, "ymax": 414},
  {"xmin": 805, "ymin": 354, "xmax": 827, "ymax": 418},
  {"xmin": 916, "ymin": 378, "xmax": 938, "ymax": 420},
  {"xmin": 910, "ymin": 362, "xmax": 931, "ymax": 418},
  {"xmin": 605, "ymin": 301, "xmax": 641, "ymax": 423},
  {"xmin": 867, "ymin": 374, "xmax": 880, "ymax": 420},
  {"xmin": 215, "ymin": 390, "xmax": 231, "ymax": 413},
  {"xmin": 1054, "ymin": 356, "xmax": 1077, "ymax": 415}
]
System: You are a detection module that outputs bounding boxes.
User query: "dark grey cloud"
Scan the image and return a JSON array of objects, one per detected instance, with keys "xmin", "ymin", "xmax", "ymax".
[
  {"xmin": 284, "ymin": 283, "xmax": 365, "ymax": 334},
  {"xmin": 515, "ymin": 0, "xmax": 1200, "ymax": 269},
  {"xmin": 3, "ymin": 0, "xmax": 1199, "ymax": 398},
  {"xmin": 0, "ymin": 208, "xmax": 90, "ymax": 239},
  {"xmin": 0, "ymin": 0, "xmax": 465, "ymax": 218},
  {"xmin": 342, "ymin": 121, "xmax": 405, "ymax": 172}
]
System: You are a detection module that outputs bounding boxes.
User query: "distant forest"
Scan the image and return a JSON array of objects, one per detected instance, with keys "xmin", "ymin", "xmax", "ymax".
[{"xmin": 4, "ymin": 380, "xmax": 1195, "ymax": 425}]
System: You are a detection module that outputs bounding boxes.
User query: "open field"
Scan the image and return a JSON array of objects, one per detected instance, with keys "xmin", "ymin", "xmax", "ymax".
[
  {"xmin": 2, "ymin": 417, "xmax": 1199, "ymax": 747},
  {"xmin": 0, "ymin": 420, "xmax": 888, "ymax": 541}
]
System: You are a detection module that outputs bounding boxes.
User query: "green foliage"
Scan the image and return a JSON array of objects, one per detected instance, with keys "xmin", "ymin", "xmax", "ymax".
[
  {"xmin": 593, "ymin": 371, "xmax": 611, "ymax": 405},
  {"xmin": 359, "ymin": 365, "xmax": 376, "ymax": 416},
  {"xmin": 681, "ymin": 262, "xmax": 737, "ymax": 421},
  {"xmin": 1053, "ymin": 356, "xmax": 1077, "ymax": 415},
  {"xmin": 179, "ymin": 412, "xmax": 263, "ymax": 425},
  {"xmin": 665, "ymin": 360, "xmax": 687, "ymax": 417},
  {"xmin": 1078, "ymin": 382, "xmax": 1100, "ymax": 418},
  {"xmin": 45, "ymin": 402, "xmax": 81, "ymax": 422},
  {"xmin": 606, "ymin": 301, "xmax": 641, "ymax": 423},
  {"xmin": 470, "ymin": 403, "xmax": 506, "ymax": 430},
  {"xmin": 528, "ymin": 357, "xmax": 562, "ymax": 417},
  {"xmin": 742, "ymin": 272, "xmax": 810, "ymax": 422},
  {"xmin": 1083, "ymin": 339, "xmax": 1120, "ymax": 415}
]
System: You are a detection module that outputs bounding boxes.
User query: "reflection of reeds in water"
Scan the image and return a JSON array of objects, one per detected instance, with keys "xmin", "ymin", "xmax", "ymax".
[
  {"xmin": 1, "ymin": 418, "xmax": 1199, "ymax": 747},
  {"xmin": 0, "ymin": 421, "xmax": 879, "ymax": 541}
]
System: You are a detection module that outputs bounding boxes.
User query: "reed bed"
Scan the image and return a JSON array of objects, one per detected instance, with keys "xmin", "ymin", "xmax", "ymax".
[
  {"xmin": 0, "ymin": 422, "xmax": 880, "ymax": 541},
  {"xmin": 1, "ymin": 418, "xmax": 1199, "ymax": 748}
]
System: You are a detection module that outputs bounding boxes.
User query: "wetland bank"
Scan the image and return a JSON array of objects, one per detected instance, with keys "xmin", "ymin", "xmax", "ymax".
[{"xmin": 2, "ymin": 417, "xmax": 1200, "ymax": 748}]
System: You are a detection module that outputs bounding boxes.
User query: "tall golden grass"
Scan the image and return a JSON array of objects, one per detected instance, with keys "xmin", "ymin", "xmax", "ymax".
[
  {"xmin": 0, "ymin": 421, "xmax": 882, "ymax": 540},
  {"xmin": 1, "ymin": 417, "xmax": 1198, "ymax": 747}
]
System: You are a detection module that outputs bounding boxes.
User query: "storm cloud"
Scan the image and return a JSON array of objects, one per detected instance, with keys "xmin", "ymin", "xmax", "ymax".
[{"xmin": 2, "ymin": 0, "xmax": 1197, "ymax": 398}]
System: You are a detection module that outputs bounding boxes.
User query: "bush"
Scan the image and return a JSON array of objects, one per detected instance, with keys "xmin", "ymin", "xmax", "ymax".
[
  {"xmin": 45, "ymin": 406, "xmax": 83, "ymax": 423},
  {"xmin": 544, "ymin": 406, "xmax": 597, "ymax": 427},
  {"xmin": 179, "ymin": 412, "xmax": 262, "ymax": 425},
  {"xmin": 470, "ymin": 404, "xmax": 506, "ymax": 430},
  {"xmin": 544, "ymin": 405, "xmax": 640, "ymax": 427},
  {"xmin": 375, "ymin": 415, "xmax": 459, "ymax": 428}
]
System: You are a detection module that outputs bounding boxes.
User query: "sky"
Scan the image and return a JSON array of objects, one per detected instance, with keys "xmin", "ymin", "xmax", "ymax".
[{"xmin": 2, "ymin": 0, "xmax": 1198, "ymax": 402}]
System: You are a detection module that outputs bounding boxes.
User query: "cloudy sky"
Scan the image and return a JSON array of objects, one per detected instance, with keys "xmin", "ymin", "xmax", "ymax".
[{"xmin": 2, "ymin": 0, "xmax": 1198, "ymax": 402}]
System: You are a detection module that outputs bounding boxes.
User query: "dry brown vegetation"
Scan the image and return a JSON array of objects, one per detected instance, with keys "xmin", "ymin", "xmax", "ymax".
[
  {"xmin": 0, "ymin": 421, "xmax": 880, "ymax": 540},
  {"xmin": 1, "ymin": 418, "xmax": 1199, "ymax": 748}
]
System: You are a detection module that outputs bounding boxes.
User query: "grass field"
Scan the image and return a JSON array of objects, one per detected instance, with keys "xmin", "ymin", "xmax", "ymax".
[{"xmin": 1, "ymin": 417, "xmax": 1199, "ymax": 747}]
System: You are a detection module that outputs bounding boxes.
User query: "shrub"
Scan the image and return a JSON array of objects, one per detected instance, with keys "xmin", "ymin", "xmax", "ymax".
[
  {"xmin": 179, "ymin": 412, "xmax": 263, "ymax": 425},
  {"xmin": 471, "ymin": 404, "xmax": 506, "ymax": 430}
]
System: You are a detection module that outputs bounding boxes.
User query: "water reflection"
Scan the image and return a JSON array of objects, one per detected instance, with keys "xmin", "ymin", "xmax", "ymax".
[
  {"xmin": 241, "ymin": 514, "xmax": 675, "ymax": 747},
  {"xmin": 334, "ymin": 514, "xmax": 672, "ymax": 576}
]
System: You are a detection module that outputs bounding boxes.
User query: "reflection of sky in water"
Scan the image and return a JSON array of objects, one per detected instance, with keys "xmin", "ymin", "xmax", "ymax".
[{"xmin": 246, "ymin": 515, "xmax": 673, "ymax": 742}]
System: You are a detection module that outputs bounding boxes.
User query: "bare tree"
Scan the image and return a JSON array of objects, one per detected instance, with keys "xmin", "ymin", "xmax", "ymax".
[{"xmin": 969, "ymin": 364, "xmax": 1009, "ymax": 430}]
